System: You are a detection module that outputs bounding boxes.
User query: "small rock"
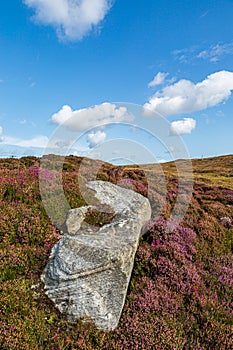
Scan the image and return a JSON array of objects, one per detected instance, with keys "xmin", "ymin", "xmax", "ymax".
[{"xmin": 220, "ymin": 217, "xmax": 232, "ymax": 228}]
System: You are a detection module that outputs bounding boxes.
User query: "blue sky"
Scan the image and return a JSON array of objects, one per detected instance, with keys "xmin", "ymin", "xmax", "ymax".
[{"xmin": 0, "ymin": 0, "xmax": 232, "ymax": 162}]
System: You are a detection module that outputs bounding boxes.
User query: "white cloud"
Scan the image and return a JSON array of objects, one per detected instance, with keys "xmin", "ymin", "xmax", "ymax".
[
  {"xmin": 51, "ymin": 104, "xmax": 73, "ymax": 124},
  {"xmin": 200, "ymin": 10, "xmax": 209, "ymax": 18},
  {"xmin": 216, "ymin": 110, "xmax": 225, "ymax": 117},
  {"xmin": 144, "ymin": 71, "xmax": 233, "ymax": 116},
  {"xmin": 2, "ymin": 135, "xmax": 49, "ymax": 148},
  {"xmin": 87, "ymin": 130, "xmax": 106, "ymax": 147},
  {"xmin": 0, "ymin": 126, "xmax": 3, "ymax": 141},
  {"xmin": 197, "ymin": 43, "xmax": 233, "ymax": 62},
  {"xmin": 170, "ymin": 118, "xmax": 196, "ymax": 135},
  {"xmin": 51, "ymin": 102, "xmax": 133, "ymax": 131},
  {"xmin": 173, "ymin": 42, "xmax": 233, "ymax": 64},
  {"xmin": 172, "ymin": 46, "xmax": 197, "ymax": 63},
  {"xmin": 148, "ymin": 72, "xmax": 168, "ymax": 87},
  {"xmin": 23, "ymin": 0, "xmax": 112, "ymax": 41}
]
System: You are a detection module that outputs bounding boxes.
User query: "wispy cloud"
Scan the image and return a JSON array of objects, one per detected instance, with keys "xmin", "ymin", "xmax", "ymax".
[
  {"xmin": 197, "ymin": 43, "xmax": 233, "ymax": 62},
  {"xmin": 199, "ymin": 10, "xmax": 209, "ymax": 18},
  {"xmin": 23, "ymin": 0, "xmax": 113, "ymax": 41},
  {"xmin": 29, "ymin": 81, "xmax": 36, "ymax": 88},
  {"xmin": 19, "ymin": 119, "xmax": 27, "ymax": 125},
  {"xmin": 148, "ymin": 72, "xmax": 168, "ymax": 87},
  {"xmin": 173, "ymin": 42, "xmax": 233, "ymax": 63},
  {"xmin": 215, "ymin": 110, "xmax": 225, "ymax": 117},
  {"xmin": 144, "ymin": 70, "xmax": 233, "ymax": 116},
  {"xmin": 19, "ymin": 119, "xmax": 36, "ymax": 127},
  {"xmin": 172, "ymin": 45, "xmax": 198, "ymax": 63},
  {"xmin": 0, "ymin": 126, "xmax": 3, "ymax": 141},
  {"xmin": 1, "ymin": 134, "xmax": 49, "ymax": 148},
  {"xmin": 170, "ymin": 118, "xmax": 196, "ymax": 135}
]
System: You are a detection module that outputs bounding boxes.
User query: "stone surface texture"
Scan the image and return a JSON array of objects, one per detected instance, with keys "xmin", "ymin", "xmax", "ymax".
[{"xmin": 41, "ymin": 180, "xmax": 151, "ymax": 330}]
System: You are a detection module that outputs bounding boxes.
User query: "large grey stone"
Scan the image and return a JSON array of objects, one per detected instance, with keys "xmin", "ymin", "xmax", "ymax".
[{"xmin": 41, "ymin": 180, "xmax": 151, "ymax": 330}]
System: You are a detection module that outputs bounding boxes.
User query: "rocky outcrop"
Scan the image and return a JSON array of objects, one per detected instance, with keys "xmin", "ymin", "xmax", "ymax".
[{"xmin": 41, "ymin": 180, "xmax": 151, "ymax": 330}]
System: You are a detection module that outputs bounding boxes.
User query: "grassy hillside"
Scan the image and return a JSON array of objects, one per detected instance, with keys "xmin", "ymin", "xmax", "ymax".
[{"xmin": 0, "ymin": 155, "xmax": 232, "ymax": 349}]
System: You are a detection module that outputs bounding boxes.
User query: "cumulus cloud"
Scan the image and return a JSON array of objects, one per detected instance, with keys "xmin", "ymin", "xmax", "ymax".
[
  {"xmin": 144, "ymin": 71, "xmax": 233, "ymax": 116},
  {"xmin": 148, "ymin": 72, "xmax": 168, "ymax": 87},
  {"xmin": 51, "ymin": 102, "xmax": 133, "ymax": 131},
  {"xmin": 170, "ymin": 118, "xmax": 196, "ymax": 135},
  {"xmin": 23, "ymin": 0, "xmax": 112, "ymax": 41},
  {"xmin": 87, "ymin": 130, "xmax": 106, "ymax": 147}
]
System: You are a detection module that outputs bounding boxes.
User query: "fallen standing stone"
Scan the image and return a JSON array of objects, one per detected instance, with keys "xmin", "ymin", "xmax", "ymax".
[{"xmin": 41, "ymin": 180, "xmax": 151, "ymax": 330}]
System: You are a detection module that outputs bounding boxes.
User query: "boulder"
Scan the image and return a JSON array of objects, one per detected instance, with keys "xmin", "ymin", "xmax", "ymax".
[{"xmin": 41, "ymin": 180, "xmax": 151, "ymax": 330}]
